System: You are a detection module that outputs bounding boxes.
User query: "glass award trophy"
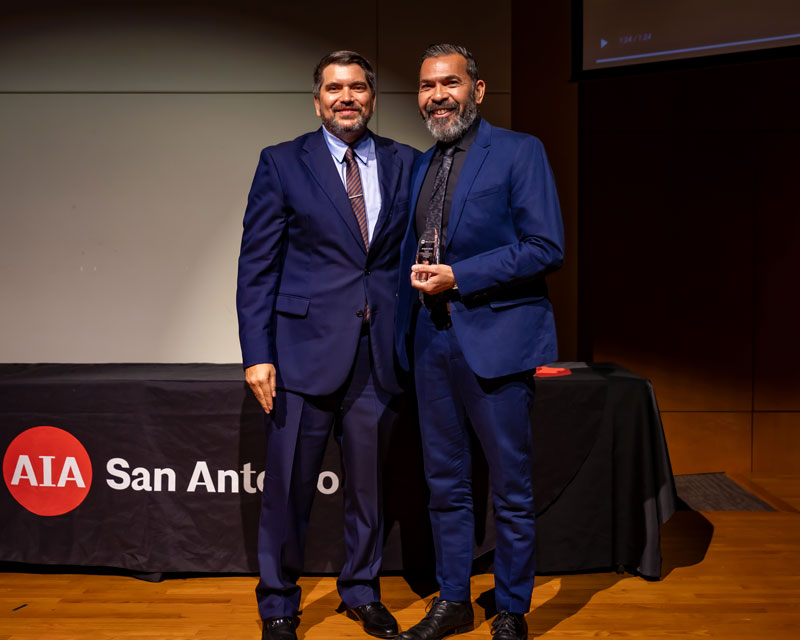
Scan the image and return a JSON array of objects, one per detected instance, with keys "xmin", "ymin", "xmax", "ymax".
[{"xmin": 415, "ymin": 227, "xmax": 442, "ymax": 283}]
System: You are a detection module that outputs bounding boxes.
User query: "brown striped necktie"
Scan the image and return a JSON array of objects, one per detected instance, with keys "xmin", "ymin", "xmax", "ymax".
[
  {"xmin": 344, "ymin": 146, "xmax": 371, "ymax": 321},
  {"xmin": 344, "ymin": 146, "xmax": 369, "ymax": 250}
]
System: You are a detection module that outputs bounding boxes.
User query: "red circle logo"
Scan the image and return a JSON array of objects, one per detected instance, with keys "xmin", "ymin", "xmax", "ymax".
[{"xmin": 3, "ymin": 426, "xmax": 93, "ymax": 516}]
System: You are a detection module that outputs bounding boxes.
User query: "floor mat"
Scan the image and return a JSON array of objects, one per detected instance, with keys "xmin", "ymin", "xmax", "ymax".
[{"xmin": 674, "ymin": 472, "xmax": 775, "ymax": 511}]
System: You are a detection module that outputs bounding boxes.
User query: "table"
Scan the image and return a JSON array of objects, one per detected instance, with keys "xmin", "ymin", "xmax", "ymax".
[{"xmin": 0, "ymin": 362, "xmax": 676, "ymax": 579}]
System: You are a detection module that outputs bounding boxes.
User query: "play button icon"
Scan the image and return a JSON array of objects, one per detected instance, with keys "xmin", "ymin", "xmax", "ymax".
[{"xmin": 600, "ymin": 38, "xmax": 608, "ymax": 48}]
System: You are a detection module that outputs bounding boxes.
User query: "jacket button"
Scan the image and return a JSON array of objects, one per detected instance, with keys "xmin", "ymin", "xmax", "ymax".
[
  {"xmin": 364, "ymin": 269, "xmax": 371, "ymax": 275},
  {"xmin": 356, "ymin": 310, "xmax": 365, "ymax": 318}
]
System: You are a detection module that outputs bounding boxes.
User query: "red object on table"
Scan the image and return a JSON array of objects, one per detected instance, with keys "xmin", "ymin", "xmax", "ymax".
[{"xmin": 534, "ymin": 366, "xmax": 572, "ymax": 378}]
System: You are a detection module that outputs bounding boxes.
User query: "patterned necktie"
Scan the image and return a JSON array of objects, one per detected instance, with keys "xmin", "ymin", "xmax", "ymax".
[
  {"xmin": 418, "ymin": 145, "xmax": 456, "ymax": 307},
  {"xmin": 345, "ymin": 146, "xmax": 371, "ymax": 321},
  {"xmin": 423, "ymin": 145, "xmax": 457, "ymax": 240},
  {"xmin": 344, "ymin": 146, "xmax": 369, "ymax": 250}
]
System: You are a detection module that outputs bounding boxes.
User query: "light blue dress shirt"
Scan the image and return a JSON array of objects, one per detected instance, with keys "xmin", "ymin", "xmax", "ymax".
[{"xmin": 322, "ymin": 126, "xmax": 382, "ymax": 244}]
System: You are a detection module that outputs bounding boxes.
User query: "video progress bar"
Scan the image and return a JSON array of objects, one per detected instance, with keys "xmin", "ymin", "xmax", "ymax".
[{"xmin": 596, "ymin": 32, "xmax": 800, "ymax": 64}]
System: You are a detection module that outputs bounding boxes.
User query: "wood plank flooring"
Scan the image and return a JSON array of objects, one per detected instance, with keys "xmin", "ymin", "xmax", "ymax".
[{"xmin": 2, "ymin": 475, "xmax": 799, "ymax": 640}]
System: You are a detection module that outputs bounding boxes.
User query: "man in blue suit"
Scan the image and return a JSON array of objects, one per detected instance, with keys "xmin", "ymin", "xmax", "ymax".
[
  {"xmin": 237, "ymin": 50, "xmax": 417, "ymax": 640},
  {"xmin": 396, "ymin": 44, "xmax": 564, "ymax": 640}
]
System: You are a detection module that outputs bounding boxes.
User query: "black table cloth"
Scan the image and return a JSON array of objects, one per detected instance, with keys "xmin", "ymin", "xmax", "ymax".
[{"xmin": 0, "ymin": 362, "xmax": 676, "ymax": 579}]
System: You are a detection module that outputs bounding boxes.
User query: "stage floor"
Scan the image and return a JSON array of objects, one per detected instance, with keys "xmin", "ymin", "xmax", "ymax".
[{"xmin": 2, "ymin": 474, "xmax": 799, "ymax": 640}]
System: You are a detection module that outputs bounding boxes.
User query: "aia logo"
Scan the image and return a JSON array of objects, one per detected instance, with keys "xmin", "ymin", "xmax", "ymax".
[{"xmin": 2, "ymin": 426, "xmax": 93, "ymax": 516}]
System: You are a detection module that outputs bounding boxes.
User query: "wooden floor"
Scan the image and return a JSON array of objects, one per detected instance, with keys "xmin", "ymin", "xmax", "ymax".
[{"xmin": 2, "ymin": 475, "xmax": 800, "ymax": 640}]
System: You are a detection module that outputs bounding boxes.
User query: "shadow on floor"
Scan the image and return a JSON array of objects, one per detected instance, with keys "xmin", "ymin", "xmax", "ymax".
[
  {"xmin": 399, "ymin": 508, "xmax": 715, "ymax": 636},
  {"xmin": 294, "ymin": 576, "xmax": 344, "ymax": 640},
  {"xmin": 659, "ymin": 508, "xmax": 715, "ymax": 577}
]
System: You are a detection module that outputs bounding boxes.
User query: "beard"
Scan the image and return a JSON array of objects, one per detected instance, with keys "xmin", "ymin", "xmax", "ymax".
[
  {"xmin": 422, "ymin": 93, "xmax": 479, "ymax": 143},
  {"xmin": 323, "ymin": 104, "xmax": 372, "ymax": 138}
]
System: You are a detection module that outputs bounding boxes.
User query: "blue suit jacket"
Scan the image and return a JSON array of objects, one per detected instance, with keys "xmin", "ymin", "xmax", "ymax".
[
  {"xmin": 237, "ymin": 127, "xmax": 417, "ymax": 396},
  {"xmin": 396, "ymin": 119, "xmax": 564, "ymax": 379}
]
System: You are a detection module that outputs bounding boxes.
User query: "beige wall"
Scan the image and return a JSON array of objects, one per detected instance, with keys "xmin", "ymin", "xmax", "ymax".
[{"xmin": 0, "ymin": 1, "xmax": 512, "ymax": 363}]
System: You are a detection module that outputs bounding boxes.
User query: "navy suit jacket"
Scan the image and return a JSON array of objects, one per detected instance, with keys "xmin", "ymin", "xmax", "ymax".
[
  {"xmin": 237, "ymin": 127, "xmax": 417, "ymax": 396},
  {"xmin": 396, "ymin": 119, "xmax": 564, "ymax": 379}
]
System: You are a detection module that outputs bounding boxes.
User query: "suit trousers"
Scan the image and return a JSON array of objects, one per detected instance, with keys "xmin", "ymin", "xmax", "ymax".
[
  {"xmin": 413, "ymin": 305, "xmax": 537, "ymax": 614},
  {"xmin": 255, "ymin": 327, "xmax": 397, "ymax": 619}
]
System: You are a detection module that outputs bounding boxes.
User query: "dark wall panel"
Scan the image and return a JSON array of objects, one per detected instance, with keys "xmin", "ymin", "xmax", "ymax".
[
  {"xmin": 662, "ymin": 412, "xmax": 752, "ymax": 475},
  {"xmin": 754, "ymin": 413, "xmax": 800, "ymax": 473},
  {"xmin": 580, "ymin": 111, "xmax": 755, "ymax": 412},
  {"xmin": 754, "ymin": 132, "xmax": 800, "ymax": 411},
  {"xmin": 578, "ymin": 55, "xmax": 800, "ymax": 471},
  {"xmin": 511, "ymin": 0, "xmax": 579, "ymax": 360}
]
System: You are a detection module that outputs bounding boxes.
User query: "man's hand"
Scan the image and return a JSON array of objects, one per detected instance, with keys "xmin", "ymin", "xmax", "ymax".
[
  {"xmin": 411, "ymin": 263, "xmax": 457, "ymax": 295},
  {"xmin": 245, "ymin": 363, "xmax": 277, "ymax": 414}
]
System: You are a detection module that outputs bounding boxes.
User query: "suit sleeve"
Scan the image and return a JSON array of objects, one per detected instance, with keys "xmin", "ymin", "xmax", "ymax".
[
  {"xmin": 236, "ymin": 148, "xmax": 288, "ymax": 369},
  {"xmin": 450, "ymin": 136, "xmax": 564, "ymax": 296}
]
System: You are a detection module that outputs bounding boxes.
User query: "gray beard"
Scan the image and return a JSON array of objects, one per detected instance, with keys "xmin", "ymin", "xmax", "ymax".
[
  {"xmin": 423, "ymin": 97, "xmax": 478, "ymax": 143},
  {"xmin": 323, "ymin": 111, "xmax": 371, "ymax": 139}
]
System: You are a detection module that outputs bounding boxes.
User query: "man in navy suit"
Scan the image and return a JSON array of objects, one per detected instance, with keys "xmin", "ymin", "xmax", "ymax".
[
  {"xmin": 396, "ymin": 44, "xmax": 564, "ymax": 640},
  {"xmin": 237, "ymin": 50, "xmax": 417, "ymax": 640}
]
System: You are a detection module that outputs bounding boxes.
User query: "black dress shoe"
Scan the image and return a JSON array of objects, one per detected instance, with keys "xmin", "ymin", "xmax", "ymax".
[
  {"xmin": 397, "ymin": 597, "xmax": 474, "ymax": 640},
  {"xmin": 262, "ymin": 616, "xmax": 298, "ymax": 640},
  {"xmin": 490, "ymin": 612, "xmax": 527, "ymax": 640},
  {"xmin": 346, "ymin": 601, "xmax": 399, "ymax": 638}
]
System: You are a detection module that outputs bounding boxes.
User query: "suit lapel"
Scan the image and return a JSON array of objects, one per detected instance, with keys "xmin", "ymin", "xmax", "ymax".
[
  {"xmin": 446, "ymin": 119, "xmax": 491, "ymax": 250},
  {"xmin": 300, "ymin": 128, "xmax": 367, "ymax": 254},
  {"xmin": 400, "ymin": 148, "xmax": 434, "ymax": 261},
  {"xmin": 370, "ymin": 136, "xmax": 401, "ymax": 247},
  {"xmin": 408, "ymin": 148, "xmax": 434, "ymax": 234}
]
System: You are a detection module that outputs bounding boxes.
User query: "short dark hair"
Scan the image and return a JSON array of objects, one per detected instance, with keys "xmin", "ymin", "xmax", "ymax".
[
  {"xmin": 420, "ymin": 44, "xmax": 480, "ymax": 84},
  {"xmin": 312, "ymin": 50, "xmax": 376, "ymax": 98}
]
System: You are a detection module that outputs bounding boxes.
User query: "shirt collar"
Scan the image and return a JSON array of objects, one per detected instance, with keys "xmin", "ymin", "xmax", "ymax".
[{"xmin": 322, "ymin": 126, "xmax": 373, "ymax": 165}]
